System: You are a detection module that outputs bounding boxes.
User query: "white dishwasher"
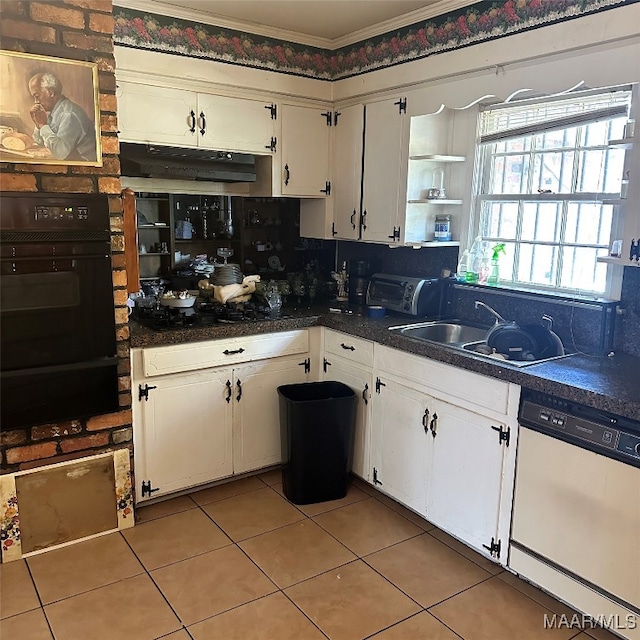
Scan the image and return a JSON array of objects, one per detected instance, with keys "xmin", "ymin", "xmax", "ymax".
[{"xmin": 510, "ymin": 389, "xmax": 640, "ymax": 640}]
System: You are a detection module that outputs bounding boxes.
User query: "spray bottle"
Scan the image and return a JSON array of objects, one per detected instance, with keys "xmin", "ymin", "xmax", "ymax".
[{"xmin": 487, "ymin": 243, "xmax": 506, "ymax": 286}]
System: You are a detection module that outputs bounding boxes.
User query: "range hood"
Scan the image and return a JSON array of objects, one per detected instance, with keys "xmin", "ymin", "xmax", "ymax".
[{"xmin": 119, "ymin": 142, "xmax": 257, "ymax": 182}]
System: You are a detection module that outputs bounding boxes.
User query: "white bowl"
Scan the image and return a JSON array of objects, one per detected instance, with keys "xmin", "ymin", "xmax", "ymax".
[{"xmin": 159, "ymin": 296, "xmax": 196, "ymax": 308}]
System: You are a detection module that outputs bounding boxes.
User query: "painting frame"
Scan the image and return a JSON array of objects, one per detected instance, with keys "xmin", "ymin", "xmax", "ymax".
[{"xmin": 0, "ymin": 50, "xmax": 102, "ymax": 167}]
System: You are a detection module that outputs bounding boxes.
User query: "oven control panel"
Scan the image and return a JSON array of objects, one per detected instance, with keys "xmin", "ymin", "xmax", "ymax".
[
  {"xmin": 35, "ymin": 205, "xmax": 89, "ymax": 221},
  {"xmin": 520, "ymin": 399, "xmax": 640, "ymax": 464}
]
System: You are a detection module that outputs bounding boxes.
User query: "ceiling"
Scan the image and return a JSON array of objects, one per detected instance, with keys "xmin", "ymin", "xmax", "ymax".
[{"xmin": 148, "ymin": 0, "xmax": 468, "ymax": 45}]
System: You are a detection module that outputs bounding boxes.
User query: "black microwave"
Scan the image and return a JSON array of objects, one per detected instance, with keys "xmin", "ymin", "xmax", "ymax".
[{"xmin": 366, "ymin": 273, "xmax": 445, "ymax": 316}]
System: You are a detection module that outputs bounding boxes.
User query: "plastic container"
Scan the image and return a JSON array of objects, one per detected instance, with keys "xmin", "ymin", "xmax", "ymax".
[
  {"xmin": 366, "ymin": 305, "xmax": 386, "ymax": 318},
  {"xmin": 466, "ymin": 236, "xmax": 486, "ymax": 283},
  {"xmin": 434, "ymin": 215, "xmax": 452, "ymax": 242},
  {"xmin": 456, "ymin": 249, "xmax": 469, "ymax": 282},
  {"xmin": 278, "ymin": 381, "xmax": 356, "ymax": 505}
]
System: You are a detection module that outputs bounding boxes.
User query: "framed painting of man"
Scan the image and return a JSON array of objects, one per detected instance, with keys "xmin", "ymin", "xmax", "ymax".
[{"xmin": 0, "ymin": 51, "xmax": 102, "ymax": 166}]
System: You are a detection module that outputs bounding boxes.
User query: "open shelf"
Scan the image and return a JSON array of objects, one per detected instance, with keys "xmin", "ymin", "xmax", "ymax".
[
  {"xmin": 597, "ymin": 256, "xmax": 639, "ymax": 266},
  {"xmin": 408, "ymin": 199, "xmax": 463, "ymax": 205}
]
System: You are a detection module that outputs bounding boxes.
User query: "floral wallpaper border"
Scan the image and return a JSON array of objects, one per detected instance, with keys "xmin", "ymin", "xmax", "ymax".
[{"xmin": 114, "ymin": 0, "xmax": 635, "ymax": 81}]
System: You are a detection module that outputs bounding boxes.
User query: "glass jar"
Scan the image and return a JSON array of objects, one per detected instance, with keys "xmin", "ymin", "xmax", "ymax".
[{"xmin": 434, "ymin": 214, "xmax": 452, "ymax": 242}]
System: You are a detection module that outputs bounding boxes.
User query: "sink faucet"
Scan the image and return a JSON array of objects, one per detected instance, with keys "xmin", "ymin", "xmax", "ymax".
[{"xmin": 474, "ymin": 300, "xmax": 506, "ymax": 325}]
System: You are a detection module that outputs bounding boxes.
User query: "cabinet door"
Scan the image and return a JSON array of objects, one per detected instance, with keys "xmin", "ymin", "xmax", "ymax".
[
  {"xmin": 197, "ymin": 94, "xmax": 276, "ymax": 154},
  {"xmin": 323, "ymin": 356, "xmax": 372, "ymax": 481},
  {"xmin": 280, "ymin": 104, "xmax": 331, "ymax": 197},
  {"xmin": 232, "ymin": 355, "xmax": 308, "ymax": 475},
  {"xmin": 117, "ymin": 81, "xmax": 198, "ymax": 147},
  {"xmin": 370, "ymin": 376, "xmax": 431, "ymax": 517},
  {"xmin": 136, "ymin": 368, "xmax": 233, "ymax": 500},
  {"xmin": 361, "ymin": 99, "xmax": 405, "ymax": 243},
  {"xmin": 332, "ymin": 104, "xmax": 364, "ymax": 240},
  {"xmin": 426, "ymin": 399, "xmax": 506, "ymax": 554}
]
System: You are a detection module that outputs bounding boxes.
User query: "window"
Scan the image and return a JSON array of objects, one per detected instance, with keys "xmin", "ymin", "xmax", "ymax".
[{"xmin": 472, "ymin": 87, "xmax": 632, "ymax": 297}]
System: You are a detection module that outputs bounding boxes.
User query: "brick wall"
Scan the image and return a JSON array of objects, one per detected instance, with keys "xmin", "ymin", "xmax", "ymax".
[{"xmin": 0, "ymin": 0, "xmax": 132, "ymax": 473}]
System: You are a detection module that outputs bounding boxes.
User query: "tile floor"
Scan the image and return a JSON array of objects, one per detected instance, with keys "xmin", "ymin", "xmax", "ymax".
[{"xmin": 1, "ymin": 472, "xmax": 620, "ymax": 640}]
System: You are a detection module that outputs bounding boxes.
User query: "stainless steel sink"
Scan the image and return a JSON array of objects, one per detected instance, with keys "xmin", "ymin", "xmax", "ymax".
[{"xmin": 389, "ymin": 321, "xmax": 488, "ymax": 345}]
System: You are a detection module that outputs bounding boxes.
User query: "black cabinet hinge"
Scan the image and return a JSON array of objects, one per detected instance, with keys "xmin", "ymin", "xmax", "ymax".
[
  {"xmin": 482, "ymin": 537, "xmax": 501, "ymax": 558},
  {"xmin": 138, "ymin": 383, "xmax": 157, "ymax": 402},
  {"xmin": 333, "ymin": 110, "xmax": 341, "ymax": 125},
  {"xmin": 387, "ymin": 226, "xmax": 400, "ymax": 241},
  {"xmin": 323, "ymin": 357, "xmax": 332, "ymax": 373},
  {"xmin": 321, "ymin": 111, "xmax": 332, "ymax": 126},
  {"xmin": 141, "ymin": 480, "xmax": 160, "ymax": 498},
  {"xmin": 331, "ymin": 222, "xmax": 338, "ymax": 236},
  {"xmin": 265, "ymin": 136, "xmax": 277, "ymax": 152},
  {"xmin": 375, "ymin": 377, "xmax": 386, "ymax": 394},
  {"xmin": 320, "ymin": 181, "xmax": 331, "ymax": 195},
  {"xmin": 394, "ymin": 97, "xmax": 407, "ymax": 114},
  {"xmin": 298, "ymin": 357, "xmax": 310, "ymax": 373},
  {"xmin": 491, "ymin": 425, "xmax": 510, "ymax": 446},
  {"xmin": 372, "ymin": 467, "xmax": 383, "ymax": 485},
  {"xmin": 265, "ymin": 103, "xmax": 277, "ymax": 119}
]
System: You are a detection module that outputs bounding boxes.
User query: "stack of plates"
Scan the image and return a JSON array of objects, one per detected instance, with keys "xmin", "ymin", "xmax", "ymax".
[{"xmin": 211, "ymin": 263, "xmax": 243, "ymax": 285}]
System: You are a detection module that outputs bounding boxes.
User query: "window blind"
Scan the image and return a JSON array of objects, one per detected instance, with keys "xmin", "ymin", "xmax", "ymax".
[{"xmin": 480, "ymin": 89, "xmax": 631, "ymax": 144}]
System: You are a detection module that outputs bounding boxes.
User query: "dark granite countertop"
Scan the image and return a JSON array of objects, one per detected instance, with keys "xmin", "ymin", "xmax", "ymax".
[{"xmin": 130, "ymin": 306, "xmax": 640, "ymax": 421}]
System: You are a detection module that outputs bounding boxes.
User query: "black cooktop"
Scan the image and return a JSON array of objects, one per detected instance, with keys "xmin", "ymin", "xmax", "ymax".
[{"xmin": 135, "ymin": 301, "xmax": 286, "ymax": 331}]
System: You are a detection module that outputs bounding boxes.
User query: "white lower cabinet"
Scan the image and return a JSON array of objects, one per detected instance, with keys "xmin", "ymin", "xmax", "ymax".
[
  {"xmin": 135, "ymin": 366, "xmax": 234, "ymax": 500},
  {"xmin": 322, "ymin": 355, "xmax": 373, "ymax": 481},
  {"xmin": 370, "ymin": 345, "xmax": 519, "ymax": 562},
  {"xmin": 132, "ymin": 329, "xmax": 313, "ymax": 502},
  {"xmin": 233, "ymin": 355, "xmax": 308, "ymax": 475}
]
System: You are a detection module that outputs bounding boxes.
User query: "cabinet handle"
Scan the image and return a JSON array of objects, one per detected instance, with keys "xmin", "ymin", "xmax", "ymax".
[
  {"xmin": 284, "ymin": 164, "xmax": 290, "ymax": 186},
  {"xmin": 430, "ymin": 412, "xmax": 438, "ymax": 438},
  {"xmin": 225, "ymin": 379, "xmax": 232, "ymax": 403},
  {"xmin": 362, "ymin": 383, "xmax": 369, "ymax": 405},
  {"xmin": 350, "ymin": 209, "xmax": 356, "ymax": 230},
  {"xmin": 361, "ymin": 210, "xmax": 367, "ymax": 231},
  {"xmin": 223, "ymin": 348, "xmax": 245, "ymax": 355},
  {"xmin": 340, "ymin": 343, "xmax": 355, "ymax": 351},
  {"xmin": 189, "ymin": 110, "xmax": 196, "ymax": 133},
  {"xmin": 199, "ymin": 111, "xmax": 206, "ymax": 136},
  {"xmin": 422, "ymin": 408, "xmax": 430, "ymax": 433},
  {"xmin": 236, "ymin": 379, "xmax": 242, "ymax": 402}
]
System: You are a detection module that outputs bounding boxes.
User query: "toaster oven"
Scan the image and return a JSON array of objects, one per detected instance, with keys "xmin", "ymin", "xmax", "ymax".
[{"xmin": 366, "ymin": 273, "xmax": 445, "ymax": 316}]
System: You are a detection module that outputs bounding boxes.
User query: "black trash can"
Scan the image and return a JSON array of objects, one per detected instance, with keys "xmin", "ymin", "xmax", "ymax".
[{"xmin": 278, "ymin": 381, "xmax": 356, "ymax": 505}]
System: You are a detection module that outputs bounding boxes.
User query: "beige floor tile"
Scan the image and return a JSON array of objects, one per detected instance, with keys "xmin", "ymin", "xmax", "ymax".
[
  {"xmin": 0, "ymin": 559, "xmax": 40, "ymax": 619},
  {"xmin": 313, "ymin": 497, "xmax": 422, "ymax": 557},
  {"xmin": 429, "ymin": 575, "xmax": 578, "ymax": 640},
  {"xmin": 270, "ymin": 481, "xmax": 286, "ymax": 497},
  {"xmin": 351, "ymin": 475, "xmax": 381, "ymax": 496},
  {"xmin": 135, "ymin": 495, "xmax": 197, "ymax": 523},
  {"xmin": 498, "ymin": 571, "xmax": 579, "ymax": 617},
  {"xmin": 27, "ymin": 532, "xmax": 143, "ymax": 604},
  {"xmin": 370, "ymin": 611, "xmax": 462, "ymax": 640},
  {"xmin": 428, "ymin": 527, "xmax": 503, "ymax": 575},
  {"xmin": 152, "ymin": 545, "xmax": 277, "ymax": 625},
  {"xmin": 586, "ymin": 625, "xmax": 631, "ymax": 640},
  {"xmin": 294, "ymin": 483, "xmax": 369, "ymax": 517},
  {"xmin": 161, "ymin": 631, "xmax": 192, "ymax": 639},
  {"xmin": 373, "ymin": 492, "xmax": 435, "ymax": 530},
  {"xmin": 0, "ymin": 608, "xmax": 53, "ymax": 639},
  {"xmin": 45, "ymin": 573, "xmax": 180, "ymax": 640},
  {"xmin": 123, "ymin": 507, "xmax": 231, "ymax": 570},
  {"xmin": 189, "ymin": 476, "xmax": 264, "ymax": 506},
  {"xmin": 285, "ymin": 559, "xmax": 420, "ymax": 640},
  {"xmin": 365, "ymin": 533, "xmax": 491, "ymax": 607},
  {"xmin": 240, "ymin": 519, "xmax": 356, "ymax": 588},
  {"xmin": 188, "ymin": 592, "xmax": 326, "ymax": 640},
  {"xmin": 201, "ymin": 487, "xmax": 305, "ymax": 541},
  {"xmin": 256, "ymin": 468, "xmax": 283, "ymax": 486}
]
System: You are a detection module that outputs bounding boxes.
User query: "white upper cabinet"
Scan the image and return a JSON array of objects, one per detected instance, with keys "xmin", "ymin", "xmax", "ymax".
[
  {"xmin": 118, "ymin": 81, "xmax": 198, "ymax": 147},
  {"xmin": 332, "ymin": 104, "xmax": 364, "ymax": 240},
  {"xmin": 361, "ymin": 97, "xmax": 407, "ymax": 243},
  {"xmin": 117, "ymin": 80, "xmax": 276, "ymax": 154},
  {"xmin": 196, "ymin": 94, "xmax": 277, "ymax": 154},
  {"xmin": 279, "ymin": 103, "xmax": 332, "ymax": 197}
]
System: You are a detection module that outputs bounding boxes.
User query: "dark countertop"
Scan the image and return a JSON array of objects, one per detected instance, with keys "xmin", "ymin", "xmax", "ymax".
[{"xmin": 130, "ymin": 306, "xmax": 640, "ymax": 421}]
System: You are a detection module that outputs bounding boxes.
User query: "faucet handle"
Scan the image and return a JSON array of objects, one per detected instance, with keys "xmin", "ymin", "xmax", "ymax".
[{"xmin": 541, "ymin": 314, "xmax": 554, "ymax": 329}]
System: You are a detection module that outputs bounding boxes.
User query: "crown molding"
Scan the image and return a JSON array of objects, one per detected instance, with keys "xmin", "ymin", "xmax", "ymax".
[
  {"xmin": 331, "ymin": 0, "xmax": 479, "ymax": 48},
  {"xmin": 115, "ymin": 0, "xmax": 478, "ymax": 50}
]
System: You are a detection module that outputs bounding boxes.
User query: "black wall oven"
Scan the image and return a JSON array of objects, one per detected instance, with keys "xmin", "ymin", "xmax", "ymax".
[{"xmin": 1, "ymin": 193, "xmax": 119, "ymax": 429}]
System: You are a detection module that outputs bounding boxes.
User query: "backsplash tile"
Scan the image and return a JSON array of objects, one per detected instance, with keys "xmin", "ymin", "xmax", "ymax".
[{"xmin": 619, "ymin": 267, "xmax": 640, "ymax": 357}]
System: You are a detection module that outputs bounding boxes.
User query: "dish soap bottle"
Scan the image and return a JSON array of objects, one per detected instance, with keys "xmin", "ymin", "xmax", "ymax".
[
  {"xmin": 456, "ymin": 249, "xmax": 470, "ymax": 282},
  {"xmin": 487, "ymin": 243, "xmax": 506, "ymax": 286}
]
